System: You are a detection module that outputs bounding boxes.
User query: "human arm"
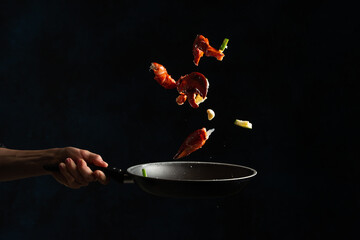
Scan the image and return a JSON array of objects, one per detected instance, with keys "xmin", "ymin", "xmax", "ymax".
[{"xmin": 0, "ymin": 146, "xmax": 109, "ymax": 188}]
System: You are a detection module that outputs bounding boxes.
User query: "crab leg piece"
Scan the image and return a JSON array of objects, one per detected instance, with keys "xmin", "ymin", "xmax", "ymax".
[
  {"xmin": 173, "ymin": 128, "xmax": 215, "ymax": 160},
  {"xmin": 193, "ymin": 34, "xmax": 225, "ymax": 66},
  {"xmin": 150, "ymin": 62, "xmax": 177, "ymax": 89}
]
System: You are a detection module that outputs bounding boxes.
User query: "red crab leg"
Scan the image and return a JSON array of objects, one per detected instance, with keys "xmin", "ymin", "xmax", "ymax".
[
  {"xmin": 173, "ymin": 128, "xmax": 215, "ymax": 160},
  {"xmin": 150, "ymin": 62, "xmax": 177, "ymax": 89},
  {"xmin": 193, "ymin": 35, "xmax": 225, "ymax": 66}
]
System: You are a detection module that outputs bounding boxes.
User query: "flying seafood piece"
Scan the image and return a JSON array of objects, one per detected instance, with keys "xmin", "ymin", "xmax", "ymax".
[{"xmin": 173, "ymin": 128, "xmax": 215, "ymax": 160}]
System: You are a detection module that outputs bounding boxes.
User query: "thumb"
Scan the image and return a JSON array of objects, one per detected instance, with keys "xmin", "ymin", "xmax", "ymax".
[
  {"xmin": 80, "ymin": 150, "xmax": 108, "ymax": 168},
  {"xmin": 92, "ymin": 155, "xmax": 108, "ymax": 168}
]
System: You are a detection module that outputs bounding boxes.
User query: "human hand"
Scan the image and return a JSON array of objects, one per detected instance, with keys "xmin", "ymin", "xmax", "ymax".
[{"xmin": 51, "ymin": 147, "xmax": 109, "ymax": 189}]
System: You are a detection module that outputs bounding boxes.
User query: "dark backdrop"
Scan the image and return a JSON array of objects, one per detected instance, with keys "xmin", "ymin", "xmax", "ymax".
[{"xmin": 0, "ymin": 0, "xmax": 358, "ymax": 239}]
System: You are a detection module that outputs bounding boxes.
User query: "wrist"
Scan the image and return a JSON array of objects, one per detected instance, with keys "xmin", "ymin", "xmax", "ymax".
[
  {"xmin": 0, "ymin": 148, "xmax": 62, "ymax": 181},
  {"xmin": 17, "ymin": 148, "xmax": 61, "ymax": 170}
]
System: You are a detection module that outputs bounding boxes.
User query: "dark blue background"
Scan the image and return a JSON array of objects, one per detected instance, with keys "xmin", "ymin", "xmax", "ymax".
[{"xmin": 1, "ymin": 0, "xmax": 358, "ymax": 239}]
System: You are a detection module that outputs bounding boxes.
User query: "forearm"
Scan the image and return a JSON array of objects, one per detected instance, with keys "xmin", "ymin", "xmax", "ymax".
[{"xmin": 0, "ymin": 148, "xmax": 60, "ymax": 181}]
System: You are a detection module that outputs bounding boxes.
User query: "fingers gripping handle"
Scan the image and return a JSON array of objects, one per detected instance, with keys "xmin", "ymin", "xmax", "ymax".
[
  {"xmin": 91, "ymin": 165, "xmax": 125, "ymax": 183},
  {"xmin": 44, "ymin": 164, "xmax": 133, "ymax": 184}
]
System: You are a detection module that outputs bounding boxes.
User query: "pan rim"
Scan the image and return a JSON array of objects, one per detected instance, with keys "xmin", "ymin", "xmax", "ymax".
[{"xmin": 126, "ymin": 161, "xmax": 257, "ymax": 182}]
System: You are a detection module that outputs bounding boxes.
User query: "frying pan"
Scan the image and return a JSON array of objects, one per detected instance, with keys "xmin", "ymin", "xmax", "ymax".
[
  {"xmin": 88, "ymin": 161, "xmax": 256, "ymax": 198},
  {"xmin": 46, "ymin": 161, "xmax": 257, "ymax": 198}
]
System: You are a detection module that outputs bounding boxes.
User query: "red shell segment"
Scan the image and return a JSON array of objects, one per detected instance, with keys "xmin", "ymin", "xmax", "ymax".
[
  {"xmin": 176, "ymin": 72, "xmax": 209, "ymax": 108},
  {"xmin": 150, "ymin": 62, "xmax": 177, "ymax": 89},
  {"xmin": 150, "ymin": 63, "xmax": 209, "ymax": 108},
  {"xmin": 193, "ymin": 35, "xmax": 225, "ymax": 66},
  {"xmin": 173, "ymin": 128, "xmax": 208, "ymax": 159}
]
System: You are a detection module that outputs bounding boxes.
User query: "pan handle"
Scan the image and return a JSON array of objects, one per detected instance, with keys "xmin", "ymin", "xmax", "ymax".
[
  {"xmin": 90, "ymin": 165, "xmax": 126, "ymax": 183},
  {"xmin": 43, "ymin": 164, "xmax": 133, "ymax": 184}
]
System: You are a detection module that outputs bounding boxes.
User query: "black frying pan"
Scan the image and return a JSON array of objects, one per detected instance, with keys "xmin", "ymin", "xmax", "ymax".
[{"xmin": 89, "ymin": 161, "xmax": 257, "ymax": 198}]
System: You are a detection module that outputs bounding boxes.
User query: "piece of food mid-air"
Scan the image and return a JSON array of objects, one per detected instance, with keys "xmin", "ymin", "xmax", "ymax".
[
  {"xmin": 150, "ymin": 63, "xmax": 209, "ymax": 108},
  {"xmin": 149, "ymin": 62, "xmax": 177, "ymax": 89},
  {"xmin": 192, "ymin": 35, "xmax": 228, "ymax": 66},
  {"xmin": 219, "ymin": 38, "xmax": 229, "ymax": 52},
  {"xmin": 234, "ymin": 119, "xmax": 253, "ymax": 129},
  {"xmin": 207, "ymin": 109, "xmax": 215, "ymax": 120},
  {"xmin": 173, "ymin": 128, "xmax": 215, "ymax": 159},
  {"xmin": 176, "ymin": 72, "xmax": 209, "ymax": 108}
]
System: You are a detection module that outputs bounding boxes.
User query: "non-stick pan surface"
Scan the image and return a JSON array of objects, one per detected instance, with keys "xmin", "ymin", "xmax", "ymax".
[
  {"xmin": 125, "ymin": 161, "xmax": 257, "ymax": 198},
  {"xmin": 45, "ymin": 161, "xmax": 257, "ymax": 198}
]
